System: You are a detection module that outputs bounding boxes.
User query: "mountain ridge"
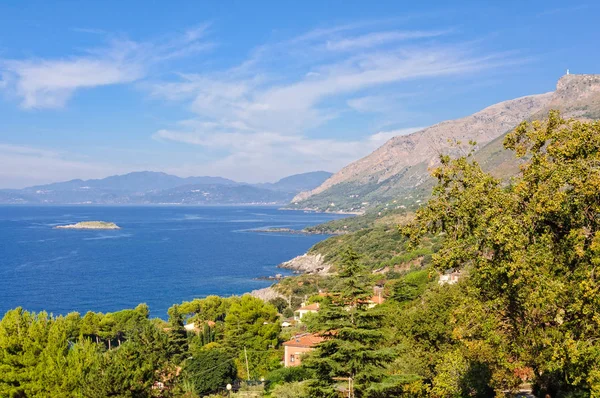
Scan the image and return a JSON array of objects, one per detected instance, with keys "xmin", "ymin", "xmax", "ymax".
[
  {"xmin": 0, "ymin": 171, "xmax": 332, "ymax": 205},
  {"xmin": 289, "ymin": 74, "xmax": 600, "ymax": 212}
]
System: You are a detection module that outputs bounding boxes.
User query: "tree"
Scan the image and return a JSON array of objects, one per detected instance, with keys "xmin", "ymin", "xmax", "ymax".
[
  {"xmin": 269, "ymin": 297, "xmax": 289, "ymax": 314},
  {"xmin": 83, "ymin": 321, "xmax": 173, "ymax": 397},
  {"xmin": 304, "ymin": 248, "xmax": 392, "ymax": 397},
  {"xmin": 183, "ymin": 349, "xmax": 236, "ymax": 396},
  {"xmin": 224, "ymin": 295, "xmax": 280, "ymax": 378},
  {"xmin": 403, "ymin": 112, "xmax": 600, "ymax": 396},
  {"xmin": 167, "ymin": 304, "xmax": 188, "ymax": 362}
]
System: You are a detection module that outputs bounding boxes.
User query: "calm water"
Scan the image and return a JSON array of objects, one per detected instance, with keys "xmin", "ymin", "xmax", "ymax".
[{"xmin": 0, "ymin": 206, "xmax": 348, "ymax": 318}]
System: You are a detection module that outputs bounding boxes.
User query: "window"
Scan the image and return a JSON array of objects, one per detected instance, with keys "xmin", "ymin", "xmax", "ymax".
[{"xmin": 290, "ymin": 354, "xmax": 295, "ymax": 362}]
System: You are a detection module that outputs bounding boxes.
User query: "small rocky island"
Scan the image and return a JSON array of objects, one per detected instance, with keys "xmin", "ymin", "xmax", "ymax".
[{"xmin": 54, "ymin": 221, "xmax": 120, "ymax": 230}]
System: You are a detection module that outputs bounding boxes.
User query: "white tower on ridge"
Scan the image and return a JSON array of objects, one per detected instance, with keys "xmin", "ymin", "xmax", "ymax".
[{"xmin": 567, "ymin": 69, "xmax": 570, "ymax": 75}]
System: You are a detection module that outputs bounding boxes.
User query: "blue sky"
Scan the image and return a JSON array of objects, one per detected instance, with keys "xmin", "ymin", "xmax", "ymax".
[{"xmin": 0, "ymin": 0, "xmax": 597, "ymax": 188}]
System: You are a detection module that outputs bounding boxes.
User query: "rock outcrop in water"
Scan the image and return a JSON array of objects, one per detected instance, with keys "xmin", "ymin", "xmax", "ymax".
[{"xmin": 54, "ymin": 221, "xmax": 120, "ymax": 230}]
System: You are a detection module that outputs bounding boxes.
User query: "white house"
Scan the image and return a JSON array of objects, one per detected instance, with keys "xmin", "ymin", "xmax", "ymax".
[
  {"xmin": 439, "ymin": 269, "xmax": 461, "ymax": 285},
  {"xmin": 294, "ymin": 302, "xmax": 319, "ymax": 321}
]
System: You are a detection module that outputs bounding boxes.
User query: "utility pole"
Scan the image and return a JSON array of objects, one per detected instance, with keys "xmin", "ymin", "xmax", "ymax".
[
  {"xmin": 244, "ymin": 347, "xmax": 250, "ymax": 381},
  {"xmin": 348, "ymin": 377, "xmax": 351, "ymax": 398}
]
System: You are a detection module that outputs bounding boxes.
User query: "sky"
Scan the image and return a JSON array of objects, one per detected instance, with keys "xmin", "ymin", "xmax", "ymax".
[{"xmin": 0, "ymin": 1, "xmax": 598, "ymax": 188}]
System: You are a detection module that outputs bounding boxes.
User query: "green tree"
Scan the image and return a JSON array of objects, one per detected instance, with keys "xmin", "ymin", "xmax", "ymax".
[
  {"xmin": 403, "ymin": 112, "xmax": 600, "ymax": 396},
  {"xmin": 167, "ymin": 304, "xmax": 188, "ymax": 362},
  {"xmin": 305, "ymin": 248, "xmax": 392, "ymax": 397},
  {"xmin": 224, "ymin": 295, "xmax": 280, "ymax": 378},
  {"xmin": 269, "ymin": 297, "xmax": 289, "ymax": 314},
  {"xmin": 183, "ymin": 349, "xmax": 236, "ymax": 396}
]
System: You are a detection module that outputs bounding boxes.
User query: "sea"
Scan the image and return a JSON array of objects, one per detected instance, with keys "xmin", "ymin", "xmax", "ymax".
[{"xmin": 0, "ymin": 206, "xmax": 349, "ymax": 318}]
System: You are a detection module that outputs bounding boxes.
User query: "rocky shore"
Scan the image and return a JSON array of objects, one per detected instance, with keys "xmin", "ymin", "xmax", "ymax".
[
  {"xmin": 278, "ymin": 253, "xmax": 331, "ymax": 275},
  {"xmin": 249, "ymin": 286, "xmax": 286, "ymax": 301},
  {"xmin": 250, "ymin": 253, "xmax": 332, "ymax": 301}
]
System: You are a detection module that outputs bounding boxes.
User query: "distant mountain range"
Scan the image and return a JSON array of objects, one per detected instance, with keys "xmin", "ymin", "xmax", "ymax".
[
  {"xmin": 0, "ymin": 171, "xmax": 332, "ymax": 205},
  {"xmin": 288, "ymin": 74, "xmax": 600, "ymax": 212}
]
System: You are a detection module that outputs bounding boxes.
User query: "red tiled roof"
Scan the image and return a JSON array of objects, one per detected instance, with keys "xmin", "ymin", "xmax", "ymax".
[{"xmin": 283, "ymin": 333, "xmax": 325, "ymax": 348}]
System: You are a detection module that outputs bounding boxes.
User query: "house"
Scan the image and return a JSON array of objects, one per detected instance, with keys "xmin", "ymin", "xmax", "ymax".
[
  {"xmin": 294, "ymin": 302, "xmax": 319, "ymax": 321},
  {"xmin": 439, "ymin": 269, "xmax": 461, "ymax": 285},
  {"xmin": 283, "ymin": 333, "xmax": 325, "ymax": 367},
  {"xmin": 366, "ymin": 285, "xmax": 385, "ymax": 308},
  {"xmin": 367, "ymin": 293, "xmax": 385, "ymax": 308}
]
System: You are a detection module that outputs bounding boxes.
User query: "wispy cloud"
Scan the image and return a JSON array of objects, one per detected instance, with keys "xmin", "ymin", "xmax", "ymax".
[
  {"xmin": 0, "ymin": 20, "xmax": 528, "ymax": 184},
  {"xmin": 0, "ymin": 25, "xmax": 212, "ymax": 109},
  {"xmin": 153, "ymin": 125, "xmax": 423, "ymax": 182},
  {"xmin": 325, "ymin": 29, "xmax": 451, "ymax": 51},
  {"xmin": 146, "ymin": 22, "xmax": 524, "ymax": 180}
]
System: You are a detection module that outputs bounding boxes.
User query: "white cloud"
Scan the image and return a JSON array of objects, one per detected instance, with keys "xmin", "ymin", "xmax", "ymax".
[
  {"xmin": 152, "ymin": 126, "xmax": 423, "ymax": 182},
  {"xmin": 369, "ymin": 127, "xmax": 423, "ymax": 144},
  {"xmin": 4, "ymin": 57, "xmax": 142, "ymax": 109},
  {"xmin": 146, "ymin": 23, "xmax": 524, "ymax": 181},
  {"xmin": 151, "ymin": 38, "xmax": 518, "ymax": 136},
  {"xmin": 0, "ymin": 25, "xmax": 212, "ymax": 109},
  {"xmin": 325, "ymin": 30, "xmax": 450, "ymax": 51},
  {"xmin": 1, "ymin": 22, "xmax": 528, "ymax": 184}
]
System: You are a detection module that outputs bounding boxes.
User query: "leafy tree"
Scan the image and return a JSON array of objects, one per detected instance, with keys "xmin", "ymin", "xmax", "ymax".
[
  {"xmin": 183, "ymin": 349, "xmax": 236, "ymax": 396},
  {"xmin": 224, "ymin": 295, "xmax": 280, "ymax": 378},
  {"xmin": 269, "ymin": 297, "xmax": 289, "ymax": 314},
  {"xmin": 403, "ymin": 112, "xmax": 600, "ymax": 396},
  {"xmin": 83, "ymin": 321, "xmax": 173, "ymax": 397},
  {"xmin": 390, "ymin": 269, "xmax": 430, "ymax": 303}
]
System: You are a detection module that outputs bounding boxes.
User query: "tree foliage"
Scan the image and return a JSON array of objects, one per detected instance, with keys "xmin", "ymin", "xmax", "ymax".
[
  {"xmin": 183, "ymin": 349, "xmax": 236, "ymax": 396},
  {"xmin": 404, "ymin": 111, "xmax": 600, "ymax": 396},
  {"xmin": 305, "ymin": 248, "xmax": 392, "ymax": 397}
]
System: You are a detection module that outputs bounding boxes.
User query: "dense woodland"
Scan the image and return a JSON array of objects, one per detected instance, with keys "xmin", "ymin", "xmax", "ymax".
[{"xmin": 1, "ymin": 112, "xmax": 599, "ymax": 397}]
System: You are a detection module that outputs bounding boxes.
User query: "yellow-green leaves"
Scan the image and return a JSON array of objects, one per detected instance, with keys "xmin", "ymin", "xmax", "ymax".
[{"xmin": 403, "ymin": 111, "xmax": 600, "ymax": 395}]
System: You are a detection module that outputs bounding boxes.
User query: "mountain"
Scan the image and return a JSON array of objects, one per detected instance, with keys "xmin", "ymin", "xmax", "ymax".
[
  {"xmin": 289, "ymin": 74, "xmax": 600, "ymax": 213},
  {"xmin": 0, "ymin": 171, "xmax": 331, "ymax": 205},
  {"xmin": 256, "ymin": 171, "xmax": 333, "ymax": 192},
  {"xmin": 26, "ymin": 171, "xmax": 237, "ymax": 193}
]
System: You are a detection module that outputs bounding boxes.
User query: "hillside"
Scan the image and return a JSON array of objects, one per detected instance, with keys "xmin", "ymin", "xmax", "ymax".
[
  {"xmin": 289, "ymin": 74, "xmax": 600, "ymax": 212},
  {"xmin": 256, "ymin": 171, "xmax": 332, "ymax": 192},
  {"xmin": 0, "ymin": 171, "xmax": 331, "ymax": 205}
]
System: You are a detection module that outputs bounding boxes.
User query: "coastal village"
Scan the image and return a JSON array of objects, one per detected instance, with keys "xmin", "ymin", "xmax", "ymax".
[{"xmin": 0, "ymin": 2, "xmax": 597, "ymax": 392}]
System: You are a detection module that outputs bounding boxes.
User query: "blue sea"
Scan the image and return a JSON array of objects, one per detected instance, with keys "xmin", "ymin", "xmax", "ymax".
[{"xmin": 0, "ymin": 206, "xmax": 348, "ymax": 318}]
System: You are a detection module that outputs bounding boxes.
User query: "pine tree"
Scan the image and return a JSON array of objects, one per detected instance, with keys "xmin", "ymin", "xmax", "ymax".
[
  {"xmin": 305, "ymin": 248, "xmax": 392, "ymax": 397},
  {"xmin": 167, "ymin": 304, "xmax": 188, "ymax": 362}
]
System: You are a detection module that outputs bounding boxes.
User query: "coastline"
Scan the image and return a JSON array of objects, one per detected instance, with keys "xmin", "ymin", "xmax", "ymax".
[
  {"xmin": 279, "ymin": 206, "xmax": 364, "ymax": 216},
  {"xmin": 249, "ymin": 252, "xmax": 332, "ymax": 301}
]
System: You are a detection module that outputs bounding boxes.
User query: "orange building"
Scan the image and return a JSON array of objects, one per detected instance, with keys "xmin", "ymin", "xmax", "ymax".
[{"xmin": 282, "ymin": 333, "xmax": 325, "ymax": 367}]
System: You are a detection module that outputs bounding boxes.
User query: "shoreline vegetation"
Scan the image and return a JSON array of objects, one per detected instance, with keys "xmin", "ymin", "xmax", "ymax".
[
  {"xmin": 250, "ymin": 227, "xmax": 340, "ymax": 235},
  {"xmin": 54, "ymin": 221, "xmax": 120, "ymax": 230},
  {"xmin": 280, "ymin": 206, "xmax": 365, "ymax": 215},
  {"xmin": 1, "ymin": 113, "xmax": 599, "ymax": 396}
]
